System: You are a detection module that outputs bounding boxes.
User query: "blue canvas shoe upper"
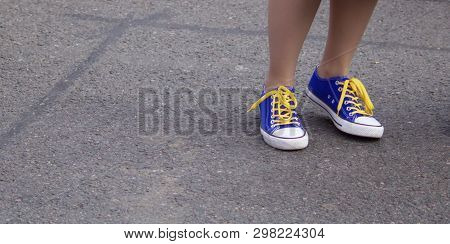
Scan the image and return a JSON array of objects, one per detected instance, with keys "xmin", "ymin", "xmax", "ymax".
[
  {"xmin": 307, "ymin": 68, "xmax": 381, "ymax": 126},
  {"xmin": 248, "ymin": 86, "xmax": 306, "ymax": 138}
]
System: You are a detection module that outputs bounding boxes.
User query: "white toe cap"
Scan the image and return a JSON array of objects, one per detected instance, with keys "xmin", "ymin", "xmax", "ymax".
[
  {"xmin": 272, "ymin": 127, "xmax": 306, "ymax": 138},
  {"xmin": 354, "ymin": 116, "xmax": 382, "ymax": 126}
]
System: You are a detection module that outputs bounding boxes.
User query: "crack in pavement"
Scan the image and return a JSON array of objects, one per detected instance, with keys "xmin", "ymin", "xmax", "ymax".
[{"xmin": 0, "ymin": 11, "xmax": 169, "ymax": 150}]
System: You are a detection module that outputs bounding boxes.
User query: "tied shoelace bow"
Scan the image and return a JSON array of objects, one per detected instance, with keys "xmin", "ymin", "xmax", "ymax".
[
  {"xmin": 336, "ymin": 77, "xmax": 374, "ymax": 116},
  {"xmin": 247, "ymin": 86, "xmax": 299, "ymax": 126}
]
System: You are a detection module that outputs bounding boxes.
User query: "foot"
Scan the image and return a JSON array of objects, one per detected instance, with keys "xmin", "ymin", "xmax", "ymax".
[
  {"xmin": 248, "ymin": 86, "xmax": 308, "ymax": 150},
  {"xmin": 306, "ymin": 68, "xmax": 384, "ymax": 138}
]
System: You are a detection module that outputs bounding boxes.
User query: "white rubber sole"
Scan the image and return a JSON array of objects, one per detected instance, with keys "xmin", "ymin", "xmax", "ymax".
[
  {"xmin": 306, "ymin": 89, "xmax": 384, "ymax": 138},
  {"xmin": 260, "ymin": 128, "xmax": 309, "ymax": 150}
]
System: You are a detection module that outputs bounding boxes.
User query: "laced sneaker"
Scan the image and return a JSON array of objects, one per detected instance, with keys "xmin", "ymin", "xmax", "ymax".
[
  {"xmin": 306, "ymin": 68, "xmax": 384, "ymax": 138},
  {"xmin": 248, "ymin": 86, "xmax": 308, "ymax": 150}
]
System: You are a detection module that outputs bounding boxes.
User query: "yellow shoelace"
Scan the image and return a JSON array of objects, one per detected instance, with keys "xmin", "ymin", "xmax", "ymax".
[
  {"xmin": 247, "ymin": 86, "xmax": 298, "ymax": 126},
  {"xmin": 336, "ymin": 78, "xmax": 374, "ymax": 116}
]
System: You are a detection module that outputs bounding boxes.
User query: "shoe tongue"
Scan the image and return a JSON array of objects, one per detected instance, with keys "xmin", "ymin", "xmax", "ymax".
[
  {"xmin": 273, "ymin": 86, "xmax": 296, "ymax": 109},
  {"xmin": 323, "ymin": 75, "xmax": 348, "ymax": 83}
]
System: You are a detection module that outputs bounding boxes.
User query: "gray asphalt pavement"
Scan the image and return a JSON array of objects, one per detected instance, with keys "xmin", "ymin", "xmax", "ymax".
[{"xmin": 0, "ymin": 0, "xmax": 449, "ymax": 223}]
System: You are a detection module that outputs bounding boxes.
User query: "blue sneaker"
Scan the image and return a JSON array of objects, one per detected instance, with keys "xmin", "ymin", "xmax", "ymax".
[
  {"xmin": 248, "ymin": 86, "xmax": 308, "ymax": 150},
  {"xmin": 306, "ymin": 68, "xmax": 384, "ymax": 138}
]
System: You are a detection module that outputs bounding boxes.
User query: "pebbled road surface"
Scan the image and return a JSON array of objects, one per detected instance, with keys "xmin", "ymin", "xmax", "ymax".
[{"xmin": 0, "ymin": 0, "xmax": 448, "ymax": 223}]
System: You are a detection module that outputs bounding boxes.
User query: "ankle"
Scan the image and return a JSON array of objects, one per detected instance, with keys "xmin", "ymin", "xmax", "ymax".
[
  {"xmin": 265, "ymin": 76, "xmax": 295, "ymax": 91},
  {"xmin": 317, "ymin": 64, "xmax": 349, "ymax": 78}
]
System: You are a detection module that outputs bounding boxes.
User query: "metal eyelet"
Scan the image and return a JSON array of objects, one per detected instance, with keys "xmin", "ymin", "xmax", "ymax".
[
  {"xmin": 270, "ymin": 120, "xmax": 274, "ymax": 124},
  {"xmin": 338, "ymin": 87, "xmax": 343, "ymax": 92},
  {"xmin": 349, "ymin": 112, "xmax": 354, "ymax": 116},
  {"xmin": 346, "ymin": 107, "xmax": 351, "ymax": 111},
  {"xmin": 335, "ymin": 81, "xmax": 339, "ymax": 85},
  {"xmin": 344, "ymin": 101, "xmax": 348, "ymax": 105}
]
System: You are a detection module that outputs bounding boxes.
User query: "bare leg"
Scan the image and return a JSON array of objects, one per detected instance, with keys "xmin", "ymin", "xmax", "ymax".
[
  {"xmin": 318, "ymin": 0, "xmax": 378, "ymax": 78},
  {"xmin": 266, "ymin": 0, "xmax": 321, "ymax": 90}
]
